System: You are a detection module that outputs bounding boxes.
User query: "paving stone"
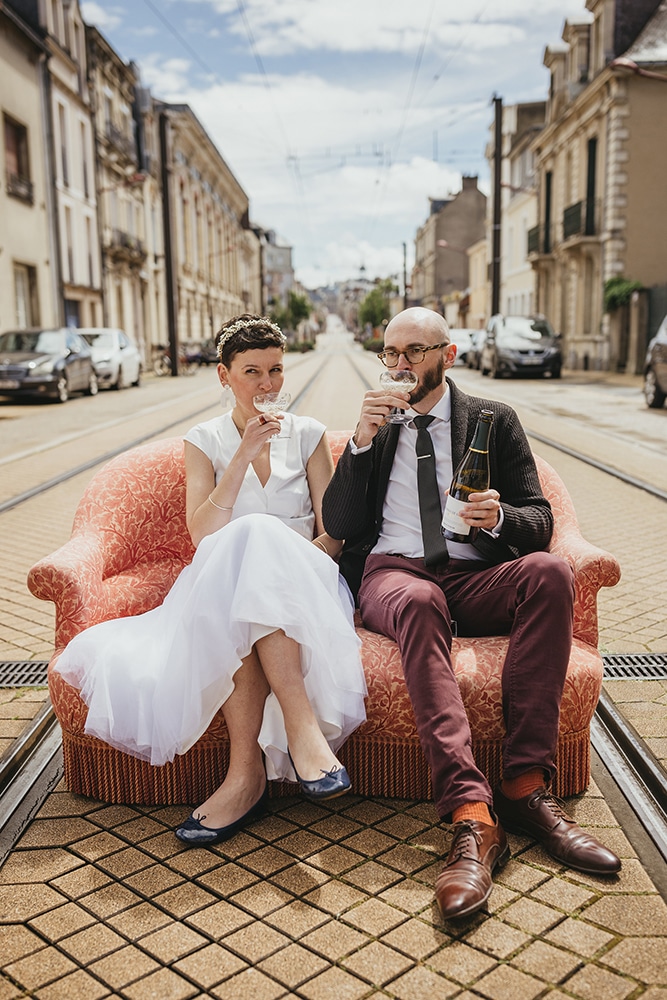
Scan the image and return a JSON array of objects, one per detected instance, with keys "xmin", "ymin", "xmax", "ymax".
[
  {"xmin": 164, "ymin": 849, "xmax": 220, "ymax": 879},
  {"xmin": 301, "ymin": 920, "xmax": 370, "ymax": 961},
  {"xmin": 343, "ymin": 897, "xmax": 407, "ymax": 936},
  {"xmin": 97, "ymin": 848, "xmax": 155, "ymax": 879},
  {"xmin": 250, "ymin": 814, "xmax": 299, "ymax": 843},
  {"xmin": 223, "ymin": 921, "xmax": 292, "ymax": 963},
  {"xmin": 5, "ymin": 946, "xmax": 77, "ymax": 991},
  {"xmin": 501, "ymin": 897, "xmax": 564, "ymax": 935},
  {"xmin": 123, "ymin": 864, "xmax": 183, "ymax": 897},
  {"xmin": 0, "ymin": 883, "xmax": 66, "ymax": 922},
  {"xmin": 141, "ymin": 921, "xmax": 209, "ymax": 962},
  {"xmin": 563, "ymin": 962, "xmax": 636, "ymax": 1000},
  {"xmin": 376, "ymin": 814, "xmax": 430, "ymax": 840},
  {"xmin": 485, "ymin": 883, "xmax": 519, "ymax": 914},
  {"xmin": 427, "ymin": 941, "xmax": 496, "ymax": 983},
  {"xmin": 274, "ymin": 830, "xmax": 329, "ymax": 858},
  {"xmin": 381, "ymin": 916, "xmax": 449, "ymax": 960},
  {"xmin": 87, "ymin": 946, "xmax": 160, "ymax": 989},
  {"xmin": 303, "ymin": 878, "xmax": 366, "ymax": 915},
  {"xmin": 265, "ymin": 899, "xmax": 329, "ymax": 937},
  {"xmin": 257, "ymin": 942, "xmax": 328, "ymax": 989},
  {"xmin": 174, "ymin": 942, "xmax": 246, "ymax": 989},
  {"xmin": 80, "ymin": 881, "xmax": 142, "ymax": 918},
  {"xmin": 29, "ymin": 901, "xmax": 96, "ymax": 940},
  {"xmin": 386, "ymin": 964, "xmax": 459, "ymax": 999},
  {"xmin": 32, "ymin": 967, "xmax": 110, "ymax": 999},
  {"xmin": 229, "ymin": 880, "xmax": 292, "ymax": 917},
  {"xmin": 297, "ymin": 964, "xmax": 373, "ymax": 1000},
  {"xmin": 342, "ymin": 828, "xmax": 397, "ymax": 858},
  {"xmin": 310, "ymin": 814, "xmax": 362, "ymax": 841},
  {"xmin": 529, "ymin": 877, "xmax": 595, "ymax": 912},
  {"xmin": 0, "ymin": 848, "xmax": 82, "ymax": 883},
  {"xmin": 72, "ymin": 833, "xmax": 127, "ymax": 862},
  {"xmin": 464, "ymin": 916, "xmax": 531, "ymax": 959},
  {"xmin": 113, "ymin": 817, "xmax": 169, "ymax": 843},
  {"xmin": 495, "ymin": 860, "xmax": 549, "ymax": 894},
  {"xmin": 152, "ymin": 882, "xmax": 217, "ymax": 919},
  {"xmin": 122, "ymin": 966, "xmax": 199, "ymax": 1000},
  {"xmin": 584, "ymin": 894, "xmax": 667, "ymax": 935},
  {"xmin": 544, "ymin": 916, "xmax": 615, "ymax": 957},
  {"xmin": 343, "ymin": 860, "xmax": 402, "ymax": 893},
  {"xmin": 16, "ymin": 819, "xmax": 99, "ymax": 849},
  {"xmin": 342, "ymin": 801, "xmax": 395, "ymax": 826},
  {"xmin": 185, "ymin": 900, "xmax": 253, "ymax": 938},
  {"xmin": 47, "ymin": 867, "xmax": 110, "ymax": 901},
  {"xmin": 379, "ymin": 879, "xmax": 435, "ymax": 915},
  {"xmin": 58, "ymin": 922, "xmax": 126, "ymax": 964},
  {"xmin": 601, "ymin": 938, "xmax": 667, "ymax": 984},
  {"xmin": 210, "ymin": 966, "xmax": 287, "ymax": 1000},
  {"xmin": 0, "ymin": 923, "xmax": 45, "ymax": 966},
  {"xmin": 196, "ymin": 863, "xmax": 258, "ymax": 896},
  {"xmin": 238, "ymin": 846, "xmax": 293, "ymax": 877},
  {"xmin": 308, "ymin": 845, "xmax": 370, "ymax": 876},
  {"xmin": 474, "ymin": 962, "xmax": 545, "ymax": 1000},
  {"xmin": 342, "ymin": 940, "xmax": 413, "ymax": 985},
  {"xmin": 270, "ymin": 862, "xmax": 329, "ymax": 897},
  {"xmin": 513, "ymin": 940, "xmax": 583, "ymax": 983},
  {"xmin": 570, "ymin": 858, "xmax": 659, "ymax": 894},
  {"xmin": 107, "ymin": 901, "xmax": 172, "ymax": 939}
]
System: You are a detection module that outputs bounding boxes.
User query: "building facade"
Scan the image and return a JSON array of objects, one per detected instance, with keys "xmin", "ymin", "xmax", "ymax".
[
  {"xmin": 529, "ymin": 0, "xmax": 667, "ymax": 371},
  {"xmin": 0, "ymin": 1, "xmax": 58, "ymax": 330},
  {"xmin": 158, "ymin": 104, "xmax": 261, "ymax": 355},
  {"xmin": 411, "ymin": 176, "xmax": 487, "ymax": 317}
]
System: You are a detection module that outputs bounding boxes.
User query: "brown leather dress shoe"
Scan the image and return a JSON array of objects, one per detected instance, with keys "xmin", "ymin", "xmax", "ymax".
[
  {"xmin": 435, "ymin": 820, "xmax": 509, "ymax": 920},
  {"xmin": 494, "ymin": 785, "xmax": 621, "ymax": 875}
]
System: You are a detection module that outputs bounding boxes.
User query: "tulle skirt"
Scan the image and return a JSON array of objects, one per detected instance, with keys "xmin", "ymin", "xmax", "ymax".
[{"xmin": 54, "ymin": 513, "xmax": 367, "ymax": 781}]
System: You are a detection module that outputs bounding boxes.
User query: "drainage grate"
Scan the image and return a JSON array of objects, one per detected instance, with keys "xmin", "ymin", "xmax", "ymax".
[
  {"xmin": 603, "ymin": 653, "xmax": 667, "ymax": 680},
  {"xmin": 0, "ymin": 661, "xmax": 49, "ymax": 687}
]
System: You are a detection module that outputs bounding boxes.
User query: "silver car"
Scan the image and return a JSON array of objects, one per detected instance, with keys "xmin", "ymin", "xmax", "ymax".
[{"xmin": 79, "ymin": 328, "xmax": 142, "ymax": 390}]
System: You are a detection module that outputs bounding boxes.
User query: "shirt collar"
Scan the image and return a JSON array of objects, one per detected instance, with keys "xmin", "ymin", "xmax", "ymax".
[{"xmin": 406, "ymin": 384, "xmax": 451, "ymax": 425}]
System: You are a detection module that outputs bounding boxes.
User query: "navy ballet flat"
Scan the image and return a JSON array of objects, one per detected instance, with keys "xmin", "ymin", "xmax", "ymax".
[
  {"xmin": 175, "ymin": 785, "xmax": 268, "ymax": 846},
  {"xmin": 288, "ymin": 750, "xmax": 351, "ymax": 801}
]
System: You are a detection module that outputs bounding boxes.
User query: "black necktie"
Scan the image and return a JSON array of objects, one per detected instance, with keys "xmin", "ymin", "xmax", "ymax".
[{"xmin": 413, "ymin": 415, "xmax": 449, "ymax": 566}]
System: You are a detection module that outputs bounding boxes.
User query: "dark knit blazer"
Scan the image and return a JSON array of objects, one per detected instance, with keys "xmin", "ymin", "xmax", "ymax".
[{"xmin": 322, "ymin": 378, "xmax": 553, "ymax": 597}]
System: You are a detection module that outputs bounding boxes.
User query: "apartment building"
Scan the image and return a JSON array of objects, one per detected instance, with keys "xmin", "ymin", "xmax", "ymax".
[
  {"xmin": 529, "ymin": 0, "xmax": 667, "ymax": 371},
  {"xmin": 0, "ymin": 1, "xmax": 58, "ymax": 329}
]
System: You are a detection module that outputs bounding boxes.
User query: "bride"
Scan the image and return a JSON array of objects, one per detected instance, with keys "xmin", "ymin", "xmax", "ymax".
[{"xmin": 54, "ymin": 314, "xmax": 367, "ymax": 846}]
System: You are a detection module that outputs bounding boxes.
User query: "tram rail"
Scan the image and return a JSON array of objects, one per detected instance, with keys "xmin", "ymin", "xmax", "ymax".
[{"xmin": 0, "ymin": 353, "xmax": 666, "ymax": 871}]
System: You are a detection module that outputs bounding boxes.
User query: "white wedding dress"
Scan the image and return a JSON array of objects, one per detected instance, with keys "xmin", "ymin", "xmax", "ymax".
[{"xmin": 54, "ymin": 412, "xmax": 367, "ymax": 782}]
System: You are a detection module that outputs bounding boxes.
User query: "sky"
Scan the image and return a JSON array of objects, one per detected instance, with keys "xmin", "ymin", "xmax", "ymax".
[{"xmin": 80, "ymin": 0, "xmax": 588, "ymax": 290}]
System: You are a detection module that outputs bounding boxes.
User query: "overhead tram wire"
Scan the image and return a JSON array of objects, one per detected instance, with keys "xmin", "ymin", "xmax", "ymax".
[{"xmin": 362, "ymin": 0, "xmax": 437, "ymax": 246}]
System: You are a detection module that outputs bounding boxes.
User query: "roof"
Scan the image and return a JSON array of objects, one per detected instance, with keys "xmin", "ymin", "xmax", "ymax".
[{"xmin": 623, "ymin": 0, "xmax": 667, "ymax": 64}]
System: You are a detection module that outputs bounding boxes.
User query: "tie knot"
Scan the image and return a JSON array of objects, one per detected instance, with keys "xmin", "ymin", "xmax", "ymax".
[{"xmin": 413, "ymin": 415, "xmax": 435, "ymax": 430}]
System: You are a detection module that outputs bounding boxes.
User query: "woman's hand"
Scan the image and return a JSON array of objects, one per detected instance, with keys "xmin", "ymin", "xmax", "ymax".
[
  {"xmin": 312, "ymin": 533, "xmax": 344, "ymax": 560},
  {"xmin": 239, "ymin": 413, "xmax": 283, "ymax": 460}
]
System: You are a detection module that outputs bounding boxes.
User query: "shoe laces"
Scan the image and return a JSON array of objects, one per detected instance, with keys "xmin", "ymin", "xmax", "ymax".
[
  {"xmin": 447, "ymin": 822, "xmax": 482, "ymax": 864},
  {"xmin": 532, "ymin": 788, "xmax": 573, "ymax": 824}
]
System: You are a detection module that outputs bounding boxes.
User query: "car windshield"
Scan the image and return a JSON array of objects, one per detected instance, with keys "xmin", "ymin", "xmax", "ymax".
[
  {"xmin": 496, "ymin": 317, "xmax": 555, "ymax": 347},
  {"xmin": 0, "ymin": 330, "xmax": 65, "ymax": 353},
  {"xmin": 81, "ymin": 332, "xmax": 115, "ymax": 350}
]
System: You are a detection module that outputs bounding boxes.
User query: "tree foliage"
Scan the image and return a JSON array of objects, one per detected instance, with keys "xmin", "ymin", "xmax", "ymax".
[
  {"xmin": 604, "ymin": 277, "xmax": 642, "ymax": 313},
  {"xmin": 358, "ymin": 279, "xmax": 396, "ymax": 330},
  {"xmin": 270, "ymin": 290, "xmax": 312, "ymax": 333}
]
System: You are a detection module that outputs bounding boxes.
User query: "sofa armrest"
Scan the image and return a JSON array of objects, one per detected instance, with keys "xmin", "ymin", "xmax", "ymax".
[
  {"xmin": 549, "ymin": 527, "xmax": 621, "ymax": 646},
  {"xmin": 27, "ymin": 531, "xmax": 110, "ymax": 647}
]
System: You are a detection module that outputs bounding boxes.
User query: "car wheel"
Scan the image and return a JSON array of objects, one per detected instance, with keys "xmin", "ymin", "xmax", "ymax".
[
  {"xmin": 86, "ymin": 371, "xmax": 99, "ymax": 396},
  {"xmin": 56, "ymin": 373, "xmax": 69, "ymax": 403},
  {"xmin": 644, "ymin": 368, "xmax": 666, "ymax": 409},
  {"xmin": 490, "ymin": 358, "xmax": 502, "ymax": 379},
  {"xmin": 132, "ymin": 368, "xmax": 141, "ymax": 387},
  {"xmin": 550, "ymin": 365, "xmax": 562, "ymax": 379},
  {"xmin": 114, "ymin": 366, "xmax": 125, "ymax": 390}
]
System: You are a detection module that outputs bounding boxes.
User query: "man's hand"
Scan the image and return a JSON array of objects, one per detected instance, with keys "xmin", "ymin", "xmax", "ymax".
[
  {"xmin": 454, "ymin": 489, "xmax": 502, "ymax": 531},
  {"xmin": 353, "ymin": 389, "xmax": 411, "ymax": 449}
]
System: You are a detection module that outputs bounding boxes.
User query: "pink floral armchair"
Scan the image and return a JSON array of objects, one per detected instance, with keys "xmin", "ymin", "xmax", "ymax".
[{"xmin": 28, "ymin": 432, "xmax": 620, "ymax": 805}]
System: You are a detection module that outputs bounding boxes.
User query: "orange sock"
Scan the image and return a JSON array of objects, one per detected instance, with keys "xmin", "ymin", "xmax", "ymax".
[
  {"xmin": 501, "ymin": 769, "xmax": 545, "ymax": 800},
  {"xmin": 452, "ymin": 801, "xmax": 494, "ymax": 826}
]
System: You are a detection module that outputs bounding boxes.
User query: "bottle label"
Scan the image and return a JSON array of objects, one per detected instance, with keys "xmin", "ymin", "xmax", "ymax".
[{"xmin": 441, "ymin": 496, "xmax": 471, "ymax": 536}]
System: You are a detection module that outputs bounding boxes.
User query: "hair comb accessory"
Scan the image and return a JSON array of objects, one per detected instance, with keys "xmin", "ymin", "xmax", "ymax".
[{"xmin": 216, "ymin": 316, "xmax": 286, "ymax": 361}]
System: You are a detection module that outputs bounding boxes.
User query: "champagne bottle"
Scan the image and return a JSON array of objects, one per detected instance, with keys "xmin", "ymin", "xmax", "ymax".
[{"xmin": 441, "ymin": 409, "xmax": 494, "ymax": 543}]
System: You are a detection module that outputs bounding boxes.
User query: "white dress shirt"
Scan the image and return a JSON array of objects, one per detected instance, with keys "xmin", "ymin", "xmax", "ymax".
[{"xmin": 351, "ymin": 387, "xmax": 500, "ymax": 561}]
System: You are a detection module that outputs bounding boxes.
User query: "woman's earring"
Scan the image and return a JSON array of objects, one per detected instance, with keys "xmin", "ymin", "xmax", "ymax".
[{"xmin": 220, "ymin": 383, "xmax": 234, "ymax": 409}]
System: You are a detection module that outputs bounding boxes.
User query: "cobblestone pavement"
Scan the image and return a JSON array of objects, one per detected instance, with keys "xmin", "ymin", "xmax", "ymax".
[{"xmin": 1, "ymin": 359, "xmax": 666, "ymax": 998}]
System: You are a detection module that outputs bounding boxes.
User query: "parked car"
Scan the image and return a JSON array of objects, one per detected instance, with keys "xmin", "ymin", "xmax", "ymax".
[
  {"xmin": 0, "ymin": 327, "xmax": 98, "ymax": 403},
  {"xmin": 79, "ymin": 328, "xmax": 141, "ymax": 389},
  {"xmin": 448, "ymin": 328, "xmax": 477, "ymax": 366},
  {"xmin": 465, "ymin": 329, "xmax": 486, "ymax": 370},
  {"xmin": 643, "ymin": 313, "xmax": 667, "ymax": 409},
  {"xmin": 480, "ymin": 314, "xmax": 562, "ymax": 379},
  {"xmin": 191, "ymin": 339, "xmax": 219, "ymax": 366}
]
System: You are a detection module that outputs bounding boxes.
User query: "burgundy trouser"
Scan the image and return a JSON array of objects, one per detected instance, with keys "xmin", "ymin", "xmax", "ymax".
[{"xmin": 359, "ymin": 552, "xmax": 575, "ymax": 820}]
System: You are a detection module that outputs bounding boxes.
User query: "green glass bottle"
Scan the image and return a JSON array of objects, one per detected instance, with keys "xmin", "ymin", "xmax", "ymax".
[{"xmin": 441, "ymin": 409, "xmax": 494, "ymax": 543}]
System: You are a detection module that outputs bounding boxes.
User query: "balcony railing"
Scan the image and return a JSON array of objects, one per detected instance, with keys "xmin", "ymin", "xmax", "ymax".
[
  {"xmin": 107, "ymin": 229, "xmax": 146, "ymax": 259},
  {"xmin": 105, "ymin": 123, "xmax": 137, "ymax": 161},
  {"xmin": 527, "ymin": 223, "xmax": 554, "ymax": 256},
  {"xmin": 6, "ymin": 172, "xmax": 34, "ymax": 204},
  {"xmin": 563, "ymin": 198, "xmax": 599, "ymax": 240}
]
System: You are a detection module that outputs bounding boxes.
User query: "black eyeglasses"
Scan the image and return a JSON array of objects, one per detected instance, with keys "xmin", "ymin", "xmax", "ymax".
[{"xmin": 377, "ymin": 343, "xmax": 449, "ymax": 367}]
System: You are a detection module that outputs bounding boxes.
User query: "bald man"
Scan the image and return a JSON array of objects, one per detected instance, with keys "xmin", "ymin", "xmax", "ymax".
[{"xmin": 323, "ymin": 307, "xmax": 620, "ymax": 920}]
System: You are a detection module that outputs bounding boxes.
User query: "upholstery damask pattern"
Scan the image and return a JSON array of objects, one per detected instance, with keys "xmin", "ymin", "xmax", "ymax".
[{"xmin": 28, "ymin": 432, "xmax": 621, "ymax": 804}]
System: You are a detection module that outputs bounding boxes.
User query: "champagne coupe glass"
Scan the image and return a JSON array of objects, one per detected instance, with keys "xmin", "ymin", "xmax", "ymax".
[
  {"xmin": 253, "ymin": 391, "xmax": 292, "ymax": 438},
  {"xmin": 379, "ymin": 370, "xmax": 418, "ymax": 424}
]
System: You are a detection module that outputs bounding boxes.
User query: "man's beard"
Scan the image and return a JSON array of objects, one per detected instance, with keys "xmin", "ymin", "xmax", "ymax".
[{"xmin": 409, "ymin": 356, "xmax": 445, "ymax": 405}]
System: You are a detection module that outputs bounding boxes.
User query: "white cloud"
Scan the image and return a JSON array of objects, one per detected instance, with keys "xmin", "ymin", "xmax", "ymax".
[
  {"xmin": 139, "ymin": 56, "xmax": 193, "ymax": 99},
  {"xmin": 80, "ymin": 2, "xmax": 124, "ymax": 32}
]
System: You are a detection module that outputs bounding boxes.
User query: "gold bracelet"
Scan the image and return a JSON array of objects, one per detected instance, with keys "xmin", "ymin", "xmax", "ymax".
[
  {"xmin": 314, "ymin": 538, "xmax": 330, "ymax": 556},
  {"xmin": 207, "ymin": 494, "xmax": 233, "ymax": 511}
]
